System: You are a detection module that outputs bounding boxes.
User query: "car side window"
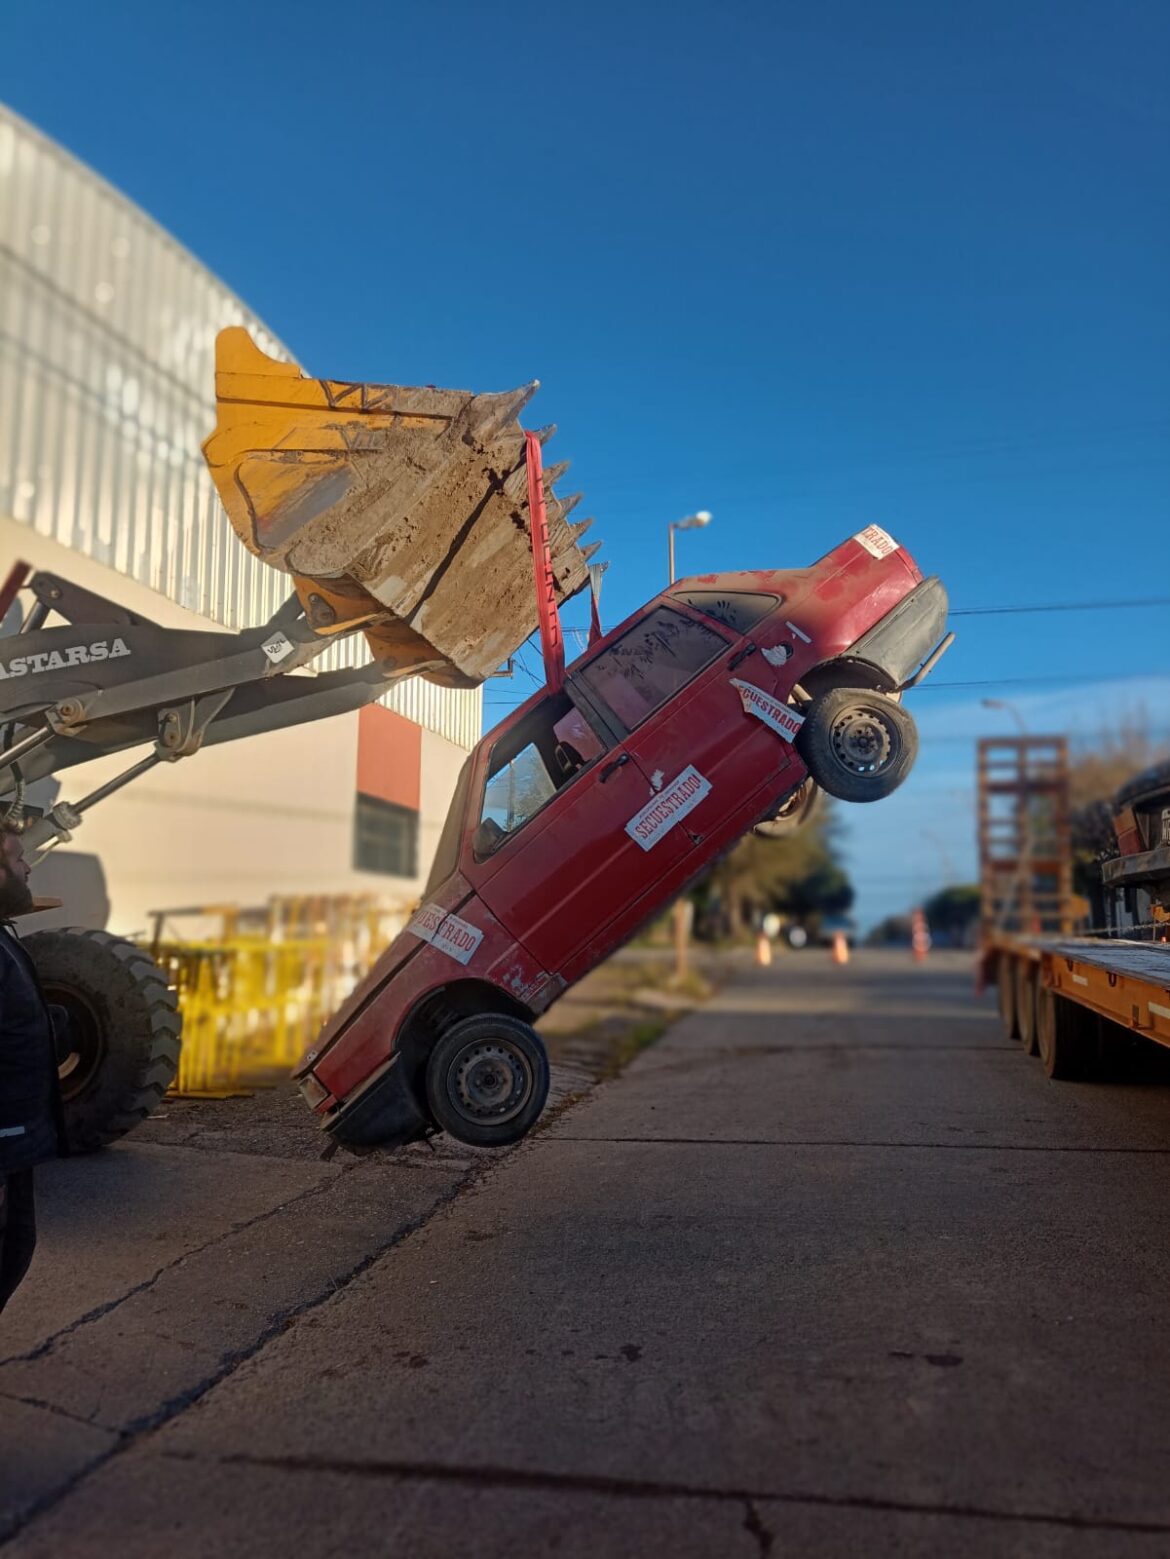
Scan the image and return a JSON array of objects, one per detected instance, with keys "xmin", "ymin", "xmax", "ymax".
[
  {"xmin": 476, "ymin": 691, "xmax": 606, "ymax": 855},
  {"xmin": 574, "ymin": 606, "xmax": 728, "ymax": 732}
]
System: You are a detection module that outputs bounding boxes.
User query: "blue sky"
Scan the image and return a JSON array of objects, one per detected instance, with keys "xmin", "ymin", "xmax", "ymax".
[{"xmin": 3, "ymin": 0, "xmax": 1167, "ymax": 924}]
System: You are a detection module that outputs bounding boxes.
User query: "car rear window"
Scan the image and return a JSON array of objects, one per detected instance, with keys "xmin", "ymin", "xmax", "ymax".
[
  {"xmin": 574, "ymin": 606, "xmax": 728, "ymax": 731},
  {"xmin": 674, "ymin": 590, "xmax": 778, "ymax": 634}
]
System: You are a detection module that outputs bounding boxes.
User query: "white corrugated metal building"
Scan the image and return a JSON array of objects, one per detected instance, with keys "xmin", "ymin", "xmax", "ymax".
[{"xmin": 0, "ymin": 102, "xmax": 483, "ymax": 932}]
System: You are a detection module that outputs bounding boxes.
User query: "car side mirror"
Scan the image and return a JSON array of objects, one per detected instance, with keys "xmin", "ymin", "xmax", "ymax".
[{"xmin": 473, "ymin": 818, "xmax": 505, "ymax": 858}]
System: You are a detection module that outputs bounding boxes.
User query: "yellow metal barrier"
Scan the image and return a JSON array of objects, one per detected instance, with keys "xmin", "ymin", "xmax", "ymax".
[{"xmin": 149, "ymin": 895, "xmax": 411, "ymax": 1097}]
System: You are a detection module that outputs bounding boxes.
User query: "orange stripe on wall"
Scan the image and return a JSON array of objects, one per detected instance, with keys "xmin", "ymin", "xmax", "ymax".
[{"xmin": 357, "ymin": 705, "xmax": 421, "ymax": 811}]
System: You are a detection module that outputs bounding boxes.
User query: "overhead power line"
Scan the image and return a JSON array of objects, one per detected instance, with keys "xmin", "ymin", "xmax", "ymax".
[
  {"xmin": 916, "ymin": 671, "xmax": 1170, "ymax": 690},
  {"xmin": 952, "ymin": 597, "xmax": 1170, "ymax": 617}
]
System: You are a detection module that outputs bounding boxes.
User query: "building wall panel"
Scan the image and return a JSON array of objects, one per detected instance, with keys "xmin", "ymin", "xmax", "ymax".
[{"xmin": 0, "ymin": 104, "xmax": 482, "ymax": 754}]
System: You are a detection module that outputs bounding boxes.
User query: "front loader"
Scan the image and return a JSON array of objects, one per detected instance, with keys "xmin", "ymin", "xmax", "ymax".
[{"xmin": 4, "ymin": 329, "xmax": 598, "ymax": 1150}]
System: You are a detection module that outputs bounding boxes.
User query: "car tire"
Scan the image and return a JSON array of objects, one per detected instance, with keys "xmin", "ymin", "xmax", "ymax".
[
  {"xmin": 753, "ymin": 778, "xmax": 822, "ymax": 840},
  {"xmin": 796, "ymin": 688, "xmax": 918, "ymax": 803},
  {"xmin": 23, "ymin": 927, "xmax": 182, "ymax": 1152},
  {"xmin": 425, "ymin": 1013, "xmax": 550, "ymax": 1148}
]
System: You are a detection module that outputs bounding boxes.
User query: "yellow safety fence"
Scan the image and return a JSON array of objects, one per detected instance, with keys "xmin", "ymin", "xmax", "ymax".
[{"xmin": 149, "ymin": 894, "xmax": 411, "ymax": 1097}]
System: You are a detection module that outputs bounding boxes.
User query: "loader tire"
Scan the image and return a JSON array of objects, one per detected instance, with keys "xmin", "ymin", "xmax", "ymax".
[
  {"xmin": 22, "ymin": 928, "xmax": 182, "ymax": 1153},
  {"xmin": 796, "ymin": 688, "xmax": 918, "ymax": 803}
]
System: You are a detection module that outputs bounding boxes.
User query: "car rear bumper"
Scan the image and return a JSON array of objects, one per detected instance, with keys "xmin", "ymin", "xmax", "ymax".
[
  {"xmin": 843, "ymin": 576, "xmax": 950, "ymax": 688},
  {"xmin": 320, "ymin": 1054, "xmax": 430, "ymax": 1151}
]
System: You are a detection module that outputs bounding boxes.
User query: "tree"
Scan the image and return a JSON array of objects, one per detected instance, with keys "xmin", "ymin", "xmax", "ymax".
[
  {"xmin": 693, "ymin": 796, "xmax": 854, "ymax": 938},
  {"xmin": 923, "ymin": 884, "xmax": 980, "ymax": 945}
]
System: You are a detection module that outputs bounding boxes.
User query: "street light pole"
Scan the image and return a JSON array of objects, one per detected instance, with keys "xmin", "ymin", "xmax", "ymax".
[
  {"xmin": 668, "ymin": 511, "xmax": 712, "ymax": 585},
  {"xmin": 981, "ymin": 697, "xmax": 1027, "ymax": 734},
  {"xmin": 666, "ymin": 510, "xmax": 712, "ymax": 984}
]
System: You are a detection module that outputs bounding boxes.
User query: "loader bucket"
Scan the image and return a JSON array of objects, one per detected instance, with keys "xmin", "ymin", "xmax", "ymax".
[{"xmin": 202, "ymin": 329, "xmax": 598, "ymax": 687}]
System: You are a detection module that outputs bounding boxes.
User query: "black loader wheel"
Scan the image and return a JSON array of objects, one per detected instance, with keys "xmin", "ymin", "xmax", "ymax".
[
  {"xmin": 796, "ymin": 688, "xmax": 918, "ymax": 803},
  {"xmin": 1036, "ymin": 986, "xmax": 1100, "ymax": 1081},
  {"xmin": 1015, "ymin": 959, "xmax": 1039, "ymax": 1056},
  {"xmin": 996, "ymin": 956, "xmax": 1019, "ymax": 1040},
  {"xmin": 425, "ymin": 1013, "xmax": 550, "ymax": 1149},
  {"xmin": 753, "ymin": 778, "xmax": 823, "ymax": 840},
  {"xmin": 23, "ymin": 928, "xmax": 182, "ymax": 1153}
]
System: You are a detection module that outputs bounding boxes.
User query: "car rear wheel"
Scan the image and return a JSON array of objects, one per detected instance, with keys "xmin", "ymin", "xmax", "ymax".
[
  {"xmin": 425, "ymin": 1013, "xmax": 550, "ymax": 1148},
  {"xmin": 796, "ymin": 688, "xmax": 918, "ymax": 803}
]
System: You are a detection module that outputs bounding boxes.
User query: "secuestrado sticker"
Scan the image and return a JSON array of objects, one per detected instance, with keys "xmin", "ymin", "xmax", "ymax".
[
  {"xmin": 731, "ymin": 679, "xmax": 805, "ymax": 742},
  {"xmin": 854, "ymin": 525, "xmax": 899, "ymax": 560},
  {"xmin": 407, "ymin": 902, "xmax": 484, "ymax": 965},
  {"xmin": 625, "ymin": 765, "xmax": 712, "ymax": 851}
]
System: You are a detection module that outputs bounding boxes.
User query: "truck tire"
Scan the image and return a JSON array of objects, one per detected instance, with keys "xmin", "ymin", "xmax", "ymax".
[
  {"xmin": 425, "ymin": 1013, "xmax": 549, "ymax": 1148},
  {"xmin": 23, "ymin": 928, "xmax": 182, "ymax": 1153},
  {"xmin": 996, "ymin": 956, "xmax": 1019, "ymax": 1040},
  {"xmin": 1015, "ymin": 959, "xmax": 1039, "ymax": 1056},
  {"xmin": 796, "ymin": 688, "xmax": 918, "ymax": 803},
  {"xmin": 753, "ymin": 778, "xmax": 822, "ymax": 840},
  {"xmin": 1036, "ymin": 986, "xmax": 1099, "ymax": 1081}
]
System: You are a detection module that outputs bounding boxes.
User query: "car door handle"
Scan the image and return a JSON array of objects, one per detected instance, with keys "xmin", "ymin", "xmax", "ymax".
[
  {"xmin": 729, "ymin": 643, "xmax": 757, "ymax": 669},
  {"xmin": 599, "ymin": 752, "xmax": 631, "ymax": 782}
]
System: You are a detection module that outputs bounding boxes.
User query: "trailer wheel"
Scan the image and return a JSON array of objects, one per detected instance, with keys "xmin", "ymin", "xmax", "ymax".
[
  {"xmin": 1015, "ymin": 960, "xmax": 1039, "ymax": 1056},
  {"xmin": 796, "ymin": 689, "xmax": 918, "ymax": 803},
  {"xmin": 1036, "ymin": 986, "xmax": 1099, "ymax": 1081},
  {"xmin": 425, "ymin": 1013, "xmax": 549, "ymax": 1148},
  {"xmin": 23, "ymin": 928, "xmax": 182, "ymax": 1153},
  {"xmin": 996, "ymin": 957, "xmax": 1019, "ymax": 1040},
  {"xmin": 753, "ymin": 778, "xmax": 822, "ymax": 840}
]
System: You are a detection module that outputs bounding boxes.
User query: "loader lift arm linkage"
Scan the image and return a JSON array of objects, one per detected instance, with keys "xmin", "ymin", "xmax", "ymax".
[{"xmin": 0, "ymin": 560, "xmax": 406, "ymax": 855}]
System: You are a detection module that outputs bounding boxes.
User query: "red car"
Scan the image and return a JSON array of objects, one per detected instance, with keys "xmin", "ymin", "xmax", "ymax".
[{"xmin": 297, "ymin": 526, "xmax": 949, "ymax": 1151}]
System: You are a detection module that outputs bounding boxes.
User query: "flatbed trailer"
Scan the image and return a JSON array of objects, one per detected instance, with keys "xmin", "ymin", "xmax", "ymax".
[{"xmin": 978, "ymin": 738, "xmax": 1170, "ymax": 1079}]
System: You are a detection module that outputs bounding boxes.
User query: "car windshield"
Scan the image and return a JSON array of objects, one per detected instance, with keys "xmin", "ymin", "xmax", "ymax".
[
  {"xmin": 476, "ymin": 691, "xmax": 606, "ymax": 855},
  {"xmin": 423, "ymin": 753, "xmax": 475, "ymax": 894}
]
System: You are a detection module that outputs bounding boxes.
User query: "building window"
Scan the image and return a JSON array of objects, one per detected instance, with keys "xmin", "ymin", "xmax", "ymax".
[{"xmin": 354, "ymin": 794, "xmax": 419, "ymax": 878}]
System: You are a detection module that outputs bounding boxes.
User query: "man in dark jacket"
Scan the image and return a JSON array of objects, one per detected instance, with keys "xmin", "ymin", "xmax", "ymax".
[{"xmin": 0, "ymin": 824, "xmax": 63, "ymax": 1314}]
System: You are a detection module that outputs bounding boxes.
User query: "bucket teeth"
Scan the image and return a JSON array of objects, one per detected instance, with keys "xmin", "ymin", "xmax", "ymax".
[
  {"xmin": 541, "ymin": 460, "xmax": 571, "ymax": 487},
  {"xmin": 465, "ymin": 381, "xmax": 539, "ymax": 441},
  {"xmin": 581, "ymin": 541, "xmax": 603, "ymax": 562},
  {"xmin": 569, "ymin": 517, "xmax": 593, "ymax": 540},
  {"xmin": 551, "ymin": 491, "xmax": 583, "ymax": 521},
  {"xmin": 202, "ymin": 331, "xmax": 601, "ymax": 687}
]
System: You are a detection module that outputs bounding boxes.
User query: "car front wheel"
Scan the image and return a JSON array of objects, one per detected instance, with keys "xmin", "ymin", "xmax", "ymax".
[
  {"xmin": 796, "ymin": 687, "xmax": 918, "ymax": 803},
  {"xmin": 425, "ymin": 1013, "xmax": 550, "ymax": 1148}
]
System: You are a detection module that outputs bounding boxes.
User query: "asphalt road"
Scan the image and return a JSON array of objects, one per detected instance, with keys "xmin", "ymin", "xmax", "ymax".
[{"xmin": 4, "ymin": 949, "xmax": 1170, "ymax": 1557}]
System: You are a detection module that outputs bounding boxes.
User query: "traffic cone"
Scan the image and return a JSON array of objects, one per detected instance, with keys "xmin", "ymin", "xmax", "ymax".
[
  {"xmin": 911, "ymin": 908, "xmax": 931, "ymax": 964},
  {"xmin": 830, "ymin": 931, "xmax": 849, "ymax": 965},
  {"xmin": 755, "ymin": 931, "xmax": 773, "ymax": 967}
]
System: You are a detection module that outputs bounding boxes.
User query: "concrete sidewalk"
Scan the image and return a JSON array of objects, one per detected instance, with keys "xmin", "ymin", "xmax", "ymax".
[{"xmin": 6, "ymin": 951, "xmax": 1170, "ymax": 1556}]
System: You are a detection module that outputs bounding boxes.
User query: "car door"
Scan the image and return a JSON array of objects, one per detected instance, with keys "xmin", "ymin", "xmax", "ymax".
[
  {"xmin": 470, "ymin": 688, "xmax": 693, "ymax": 979},
  {"xmin": 572, "ymin": 601, "xmax": 800, "ymax": 862}
]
